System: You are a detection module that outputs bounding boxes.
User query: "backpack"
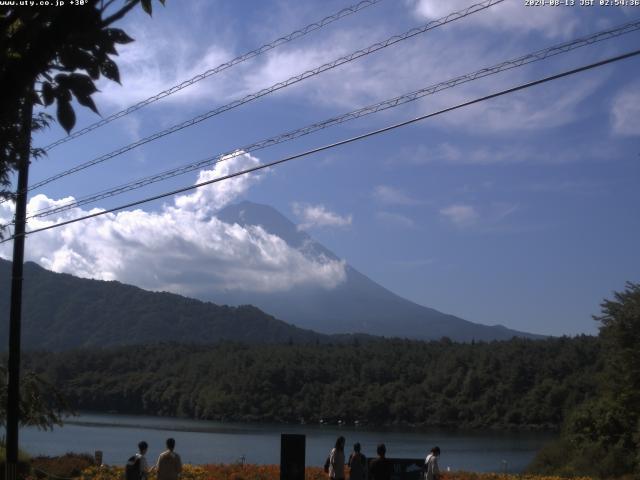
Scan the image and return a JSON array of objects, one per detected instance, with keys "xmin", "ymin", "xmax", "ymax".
[{"xmin": 125, "ymin": 455, "xmax": 141, "ymax": 480}]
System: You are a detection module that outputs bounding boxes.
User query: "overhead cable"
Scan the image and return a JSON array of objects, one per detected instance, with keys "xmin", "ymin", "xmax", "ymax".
[
  {"xmin": 25, "ymin": 0, "xmax": 504, "ymax": 194},
  {"xmin": 41, "ymin": 0, "xmax": 386, "ymax": 152},
  {"xmin": 25, "ymin": 19, "xmax": 640, "ymax": 220},
  {"xmin": 4, "ymin": 48, "xmax": 638, "ymax": 243}
]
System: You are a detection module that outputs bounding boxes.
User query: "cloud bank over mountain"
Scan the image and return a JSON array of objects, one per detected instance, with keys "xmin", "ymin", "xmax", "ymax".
[{"xmin": 0, "ymin": 153, "xmax": 347, "ymax": 296}]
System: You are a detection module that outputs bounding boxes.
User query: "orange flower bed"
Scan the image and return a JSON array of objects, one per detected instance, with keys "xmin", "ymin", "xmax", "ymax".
[
  {"xmin": 78, "ymin": 464, "xmax": 592, "ymax": 480},
  {"xmin": 200, "ymin": 464, "xmax": 326, "ymax": 480},
  {"xmin": 440, "ymin": 474, "xmax": 592, "ymax": 480}
]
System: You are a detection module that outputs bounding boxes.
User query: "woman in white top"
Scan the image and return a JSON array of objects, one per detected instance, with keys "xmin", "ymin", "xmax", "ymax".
[
  {"xmin": 329, "ymin": 436, "xmax": 346, "ymax": 480},
  {"xmin": 424, "ymin": 446, "xmax": 440, "ymax": 480}
]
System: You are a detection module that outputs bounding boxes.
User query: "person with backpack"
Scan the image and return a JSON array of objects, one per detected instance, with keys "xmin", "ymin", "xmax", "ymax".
[
  {"xmin": 424, "ymin": 447, "xmax": 441, "ymax": 480},
  {"xmin": 126, "ymin": 441, "xmax": 150, "ymax": 480},
  {"xmin": 348, "ymin": 442, "xmax": 367, "ymax": 480},
  {"xmin": 155, "ymin": 438, "xmax": 182, "ymax": 480}
]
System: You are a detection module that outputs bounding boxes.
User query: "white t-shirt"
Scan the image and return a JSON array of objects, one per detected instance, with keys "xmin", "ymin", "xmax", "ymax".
[{"xmin": 135, "ymin": 453, "xmax": 149, "ymax": 479}]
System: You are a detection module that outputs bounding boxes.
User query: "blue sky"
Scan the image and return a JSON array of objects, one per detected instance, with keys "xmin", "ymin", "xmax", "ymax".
[{"xmin": 1, "ymin": 0, "xmax": 639, "ymax": 336}]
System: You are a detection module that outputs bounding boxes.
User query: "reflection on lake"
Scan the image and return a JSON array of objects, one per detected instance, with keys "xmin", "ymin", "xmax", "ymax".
[{"xmin": 20, "ymin": 413, "xmax": 555, "ymax": 473}]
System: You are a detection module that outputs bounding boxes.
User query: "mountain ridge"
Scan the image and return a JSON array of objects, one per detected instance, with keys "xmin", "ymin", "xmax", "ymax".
[{"xmin": 0, "ymin": 258, "xmax": 341, "ymax": 351}]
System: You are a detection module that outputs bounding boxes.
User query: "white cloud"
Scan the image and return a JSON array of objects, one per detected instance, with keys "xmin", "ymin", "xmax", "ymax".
[
  {"xmin": 493, "ymin": 202, "xmax": 519, "ymax": 222},
  {"xmin": 373, "ymin": 185, "xmax": 420, "ymax": 205},
  {"xmin": 173, "ymin": 151, "xmax": 263, "ymax": 219},
  {"xmin": 439, "ymin": 202, "xmax": 520, "ymax": 230},
  {"xmin": 93, "ymin": 6, "xmax": 385, "ymax": 112},
  {"xmin": 292, "ymin": 203, "xmax": 353, "ymax": 230},
  {"xmin": 411, "ymin": 0, "xmax": 579, "ymax": 39},
  {"xmin": 91, "ymin": 0, "xmax": 604, "ymax": 138},
  {"xmin": 0, "ymin": 153, "xmax": 347, "ymax": 296},
  {"xmin": 95, "ymin": 21, "xmax": 238, "ymax": 109},
  {"xmin": 524, "ymin": 179, "xmax": 605, "ymax": 195},
  {"xmin": 611, "ymin": 84, "xmax": 640, "ymax": 136},
  {"xmin": 396, "ymin": 141, "xmax": 594, "ymax": 166},
  {"xmin": 243, "ymin": 26, "xmax": 392, "ymax": 109},
  {"xmin": 239, "ymin": 16, "xmax": 605, "ymax": 134},
  {"xmin": 440, "ymin": 204, "xmax": 478, "ymax": 227},
  {"xmin": 426, "ymin": 143, "xmax": 533, "ymax": 165},
  {"xmin": 376, "ymin": 211, "xmax": 416, "ymax": 229},
  {"xmin": 435, "ymin": 74, "xmax": 605, "ymax": 133}
]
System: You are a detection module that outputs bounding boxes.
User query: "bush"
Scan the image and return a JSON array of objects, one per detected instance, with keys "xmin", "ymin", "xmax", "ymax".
[{"xmin": 31, "ymin": 453, "xmax": 95, "ymax": 478}]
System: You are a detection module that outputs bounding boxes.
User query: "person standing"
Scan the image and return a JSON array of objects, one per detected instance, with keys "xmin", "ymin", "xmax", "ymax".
[
  {"xmin": 329, "ymin": 436, "xmax": 346, "ymax": 480},
  {"xmin": 348, "ymin": 442, "xmax": 367, "ymax": 480},
  {"xmin": 126, "ymin": 441, "xmax": 150, "ymax": 480},
  {"xmin": 155, "ymin": 438, "xmax": 182, "ymax": 480},
  {"xmin": 137, "ymin": 441, "xmax": 150, "ymax": 480},
  {"xmin": 368, "ymin": 444, "xmax": 391, "ymax": 480},
  {"xmin": 424, "ymin": 447, "xmax": 440, "ymax": 480}
]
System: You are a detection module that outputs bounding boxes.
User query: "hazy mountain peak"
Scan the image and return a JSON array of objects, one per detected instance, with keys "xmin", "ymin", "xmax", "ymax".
[
  {"xmin": 216, "ymin": 201, "xmax": 338, "ymax": 262},
  {"xmin": 217, "ymin": 201, "xmax": 308, "ymax": 248},
  {"xmin": 211, "ymin": 201, "xmax": 543, "ymax": 341}
]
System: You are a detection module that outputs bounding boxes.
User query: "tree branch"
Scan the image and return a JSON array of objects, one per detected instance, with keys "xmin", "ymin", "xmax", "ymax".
[
  {"xmin": 101, "ymin": 0, "xmax": 139, "ymax": 27},
  {"xmin": 100, "ymin": 0, "xmax": 119, "ymax": 14}
]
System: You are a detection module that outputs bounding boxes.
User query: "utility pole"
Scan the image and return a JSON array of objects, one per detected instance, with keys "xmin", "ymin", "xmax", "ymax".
[{"xmin": 5, "ymin": 89, "xmax": 33, "ymax": 480}]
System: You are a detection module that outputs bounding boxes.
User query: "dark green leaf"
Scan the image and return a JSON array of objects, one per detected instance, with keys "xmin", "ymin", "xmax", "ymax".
[
  {"xmin": 54, "ymin": 73, "xmax": 70, "ymax": 88},
  {"xmin": 100, "ymin": 58, "xmax": 120, "ymax": 84},
  {"xmin": 105, "ymin": 28, "xmax": 134, "ymax": 44},
  {"xmin": 76, "ymin": 94, "xmax": 99, "ymax": 115},
  {"xmin": 41, "ymin": 82, "xmax": 54, "ymax": 105},
  {"xmin": 68, "ymin": 73, "xmax": 98, "ymax": 97},
  {"xmin": 59, "ymin": 47, "xmax": 96, "ymax": 72},
  {"xmin": 100, "ymin": 39, "xmax": 118, "ymax": 55},
  {"xmin": 55, "ymin": 87, "xmax": 72, "ymax": 103},
  {"xmin": 85, "ymin": 60, "xmax": 100, "ymax": 80},
  {"xmin": 141, "ymin": 0, "xmax": 152, "ymax": 15},
  {"xmin": 56, "ymin": 99, "xmax": 76, "ymax": 134}
]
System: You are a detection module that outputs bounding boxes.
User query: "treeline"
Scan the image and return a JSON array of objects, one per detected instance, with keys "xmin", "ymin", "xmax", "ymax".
[
  {"xmin": 527, "ymin": 282, "xmax": 640, "ymax": 478},
  {"xmin": 22, "ymin": 335, "xmax": 600, "ymax": 430}
]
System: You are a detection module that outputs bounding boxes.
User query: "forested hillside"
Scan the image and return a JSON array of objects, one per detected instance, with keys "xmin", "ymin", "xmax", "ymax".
[
  {"xmin": 23, "ymin": 336, "xmax": 600, "ymax": 429},
  {"xmin": 0, "ymin": 259, "xmax": 332, "ymax": 349}
]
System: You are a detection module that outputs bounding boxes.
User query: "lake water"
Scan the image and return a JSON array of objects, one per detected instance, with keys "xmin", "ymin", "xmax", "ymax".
[{"xmin": 20, "ymin": 413, "xmax": 555, "ymax": 473}]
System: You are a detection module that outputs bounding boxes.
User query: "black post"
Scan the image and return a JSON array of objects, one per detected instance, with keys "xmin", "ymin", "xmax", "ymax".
[
  {"xmin": 280, "ymin": 434, "xmax": 305, "ymax": 480},
  {"xmin": 5, "ymin": 92, "xmax": 33, "ymax": 480}
]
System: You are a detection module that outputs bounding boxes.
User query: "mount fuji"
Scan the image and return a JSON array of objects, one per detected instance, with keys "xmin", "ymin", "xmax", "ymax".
[{"xmin": 210, "ymin": 201, "xmax": 543, "ymax": 341}]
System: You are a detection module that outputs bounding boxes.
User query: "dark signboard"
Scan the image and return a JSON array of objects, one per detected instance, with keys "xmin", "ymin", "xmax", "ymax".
[
  {"xmin": 280, "ymin": 434, "xmax": 306, "ymax": 480},
  {"xmin": 367, "ymin": 458, "xmax": 424, "ymax": 480}
]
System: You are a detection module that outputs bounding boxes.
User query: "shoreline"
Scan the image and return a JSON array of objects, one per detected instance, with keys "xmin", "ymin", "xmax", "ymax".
[{"xmin": 65, "ymin": 410, "xmax": 560, "ymax": 434}]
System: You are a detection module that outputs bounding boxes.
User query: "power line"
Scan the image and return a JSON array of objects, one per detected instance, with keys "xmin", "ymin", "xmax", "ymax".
[
  {"xmin": 25, "ymin": 0, "xmax": 504, "ymax": 194},
  {"xmin": 4, "ymin": 48, "xmax": 638, "ymax": 243},
  {"xmin": 24, "ymin": 19, "xmax": 640, "ymax": 221},
  {"xmin": 40, "ymin": 0, "xmax": 386, "ymax": 152}
]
